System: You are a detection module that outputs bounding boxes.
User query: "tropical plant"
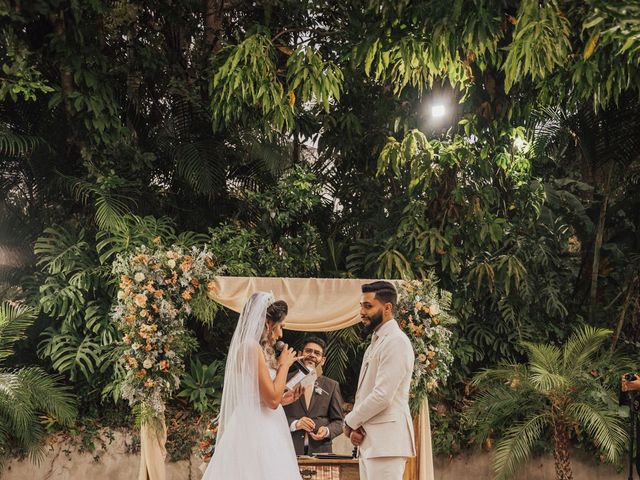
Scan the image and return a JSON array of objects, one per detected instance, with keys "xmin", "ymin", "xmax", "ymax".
[
  {"xmin": 177, "ymin": 358, "xmax": 224, "ymax": 414},
  {"xmin": 466, "ymin": 325, "xmax": 628, "ymax": 480},
  {"xmin": 0, "ymin": 302, "xmax": 76, "ymax": 468}
]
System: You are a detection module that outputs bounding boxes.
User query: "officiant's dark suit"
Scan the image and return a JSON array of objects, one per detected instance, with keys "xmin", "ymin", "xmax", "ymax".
[{"xmin": 284, "ymin": 337, "xmax": 344, "ymax": 455}]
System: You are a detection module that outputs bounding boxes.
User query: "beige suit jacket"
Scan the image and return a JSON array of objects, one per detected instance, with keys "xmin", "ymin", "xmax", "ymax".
[{"xmin": 344, "ymin": 319, "xmax": 416, "ymax": 459}]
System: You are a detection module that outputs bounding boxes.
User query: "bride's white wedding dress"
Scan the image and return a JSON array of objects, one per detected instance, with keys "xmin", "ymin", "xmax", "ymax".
[
  {"xmin": 201, "ymin": 292, "xmax": 302, "ymax": 480},
  {"xmin": 202, "ymin": 368, "xmax": 301, "ymax": 480}
]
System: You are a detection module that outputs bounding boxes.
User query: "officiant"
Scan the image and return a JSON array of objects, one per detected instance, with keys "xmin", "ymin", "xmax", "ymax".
[{"xmin": 284, "ymin": 337, "xmax": 345, "ymax": 455}]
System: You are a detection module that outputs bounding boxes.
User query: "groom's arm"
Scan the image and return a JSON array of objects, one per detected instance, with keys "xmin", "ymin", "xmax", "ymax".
[{"xmin": 344, "ymin": 335, "xmax": 412, "ymax": 430}]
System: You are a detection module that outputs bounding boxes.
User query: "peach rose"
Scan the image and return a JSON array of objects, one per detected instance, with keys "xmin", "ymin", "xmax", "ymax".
[{"xmin": 134, "ymin": 294, "xmax": 147, "ymax": 308}]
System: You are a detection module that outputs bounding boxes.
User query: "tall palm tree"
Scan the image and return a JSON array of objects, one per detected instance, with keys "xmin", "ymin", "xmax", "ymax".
[
  {"xmin": 466, "ymin": 325, "xmax": 628, "ymax": 480},
  {"xmin": 0, "ymin": 302, "xmax": 76, "ymax": 468}
]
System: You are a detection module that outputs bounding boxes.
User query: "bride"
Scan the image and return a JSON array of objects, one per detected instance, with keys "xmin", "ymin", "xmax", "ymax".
[{"xmin": 202, "ymin": 292, "xmax": 303, "ymax": 480}]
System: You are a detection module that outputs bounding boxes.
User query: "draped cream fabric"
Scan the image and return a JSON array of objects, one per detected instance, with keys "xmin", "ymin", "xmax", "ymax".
[
  {"xmin": 210, "ymin": 276, "xmax": 403, "ymax": 331},
  {"xmin": 418, "ymin": 397, "xmax": 435, "ymax": 480},
  {"xmin": 138, "ymin": 417, "xmax": 167, "ymax": 480},
  {"xmin": 143, "ymin": 276, "xmax": 434, "ymax": 480}
]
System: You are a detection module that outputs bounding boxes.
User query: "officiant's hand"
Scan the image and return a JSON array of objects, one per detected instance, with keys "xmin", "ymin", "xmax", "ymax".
[
  {"xmin": 350, "ymin": 427, "xmax": 366, "ymax": 447},
  {"xmin": 309, "ymin": 426, "xmax": 329, "ymax": 441},
  {"xmin": 281, "ymin": 384, "xmax": 303, "ymax": 406},
  {"xmin": 296, "ymin": 417, "xmax": 316, "ymax": 432}
]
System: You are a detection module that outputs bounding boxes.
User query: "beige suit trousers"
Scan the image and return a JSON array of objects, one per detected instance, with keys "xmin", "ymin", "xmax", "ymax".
[{"xmin": 359, "ymin": 456, "xmax": 407, "ymax": 480}]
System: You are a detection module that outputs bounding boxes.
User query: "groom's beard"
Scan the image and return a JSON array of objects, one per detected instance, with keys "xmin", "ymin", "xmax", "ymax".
[{"xmin": 360, "ymin": 310, "xmax": 383, "ymax": 336}]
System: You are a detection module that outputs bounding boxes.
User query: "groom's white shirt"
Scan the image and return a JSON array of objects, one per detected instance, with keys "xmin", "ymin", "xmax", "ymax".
[{"xmin": 344, "ymin": 319, "xmax": 416, "ymax": 459}]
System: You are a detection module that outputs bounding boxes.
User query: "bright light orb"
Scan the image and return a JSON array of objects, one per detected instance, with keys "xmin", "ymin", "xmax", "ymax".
[{"xmin": 431, "ymin": 104, "xmax": 446, "ymax": 118}]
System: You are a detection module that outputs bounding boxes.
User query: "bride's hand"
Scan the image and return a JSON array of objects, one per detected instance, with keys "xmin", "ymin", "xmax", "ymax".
[
  {"xmin": 277, "ymin": 344, "xmax": 297, "ymax": 369},
  {"xmin": 281, "ymin": 384, "xmax": 303, "ymax": 406}
]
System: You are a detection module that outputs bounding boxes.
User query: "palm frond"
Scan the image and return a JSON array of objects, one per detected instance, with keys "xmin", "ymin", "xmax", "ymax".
[
  {"xmin": 174, "ymin": 140, "xmax": 227, "ymax": 195},
  {"xmin": 16, "ymin": 367, "xmax": 76, "ymax": 425},
  {"xmin": 562, "ymin": 325, "xmax": 612, "ymax": 371},
  {"xmin": 0, "ymin": 367, "xmax": 75, "ymax": 464},
  {"xmin": 323, "ymin": 326, "xmax": 361, "ymax": 383},
  {"xmin": 567, "ymin": 402, "xmax": 626, "ymax": 463},
  {"xmin": 465, "ymin": 384, "xmax": 539, "ymax": 443},
  {"xmin": 0, "ymin": 131, "xmax": 44, "ymax": 157},
  {"xmin": 0, "ymin": 370, "xmax": 36, "ymax": 440},
  {"xmin": 94, "ymin": 191, "xmax": 134, "ymax": 232},
  {"xmin": 471, "ymin": 364, "xmax": 528, "ymax": 386},
  {"xmin": 521, "ymin": 342, "xmax": 561, "ymax": 375},
  {"xmin": 64, "ymin": 176, "xmax": 136, "ymax": 232},
  {"xmin": 96, "ymin": 215, "xmax": 178, "ymax": 264},
  {"xmin": 528, "ymin": 366, "xmax": 570, "ymax": 392},
  {"xmin": 493, "ymin": 413, "xmax": 550, "ymax": 480},
  {"xmin": 0, "ymin": 302, "xmax": 36, "ymax": 362}
]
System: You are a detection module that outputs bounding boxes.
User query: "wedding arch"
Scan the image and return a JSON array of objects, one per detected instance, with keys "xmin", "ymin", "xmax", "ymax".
[{"xmin": 117, "ymin": 271, "xmax": 446, "ymax": 480}]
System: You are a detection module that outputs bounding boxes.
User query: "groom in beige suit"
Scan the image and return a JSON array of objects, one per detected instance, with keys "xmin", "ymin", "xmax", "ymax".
[{"xmin": 343, "ymin": 281, "xmax": 415, "ymax": 480}]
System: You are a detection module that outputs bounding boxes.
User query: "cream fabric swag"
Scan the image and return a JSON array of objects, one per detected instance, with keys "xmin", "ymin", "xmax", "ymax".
[
  {"xmin": 211, "ymin": 276, "xmax": 404, "ymax": 331},
  {"xmin": 139, "ymin": 276, "xmax": 434, "ymax": 480}
]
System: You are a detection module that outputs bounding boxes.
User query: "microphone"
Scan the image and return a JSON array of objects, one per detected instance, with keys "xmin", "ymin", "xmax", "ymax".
[{"xmin": 274, "ymin": 341, "xmax": 311, "ymax": 375}]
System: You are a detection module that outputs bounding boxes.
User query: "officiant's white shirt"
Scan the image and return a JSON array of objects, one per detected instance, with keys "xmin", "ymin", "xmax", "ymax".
[{"xmin": 344, "ymin": 319, "xmax": 416, "ymax": 459}]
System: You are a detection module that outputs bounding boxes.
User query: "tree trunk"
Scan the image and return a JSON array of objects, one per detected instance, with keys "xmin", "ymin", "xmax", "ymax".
[
  {"xmin": 610, "ymin": 276, "xmax": 638, "ymax": 351},
  {"xmin": 204, "ymin": 0, "xmax": 225, "ymax": 56},
  {"xmin": 589, "ymin": 163, "xmax": 613, "ymax": 322},
  {"xmin": 553, "ymin": 421, "xmax": 573, "ymax": 480},
  {"xmin": 48, "ymin": 11, "xmax": 75, "ymax": 118}
]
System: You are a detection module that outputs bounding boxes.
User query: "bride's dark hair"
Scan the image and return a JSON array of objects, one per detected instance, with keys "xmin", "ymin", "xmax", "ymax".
[
  {"xmin": 266, "ymin": 300, "xmax": 288, "ymax": 323},
  {"xmin": 261, "ymin": 300, "xmax": 289, "ymax": 367}
]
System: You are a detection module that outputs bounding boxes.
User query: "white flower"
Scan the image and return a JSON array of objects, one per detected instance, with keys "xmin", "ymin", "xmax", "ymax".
[
  {"xmin": 132, "ymin": 343, "xmax": 141, "ymax": 351},
  {"xmin": 143, "ymin": 358, "xmax": 153, "ymax": 369},
  {"xmin": 134, "ymin": 272, "xmax": 145, "ymax": 283},
  {"xmin": 117, "ymin": 290, "xmax": 125, "ymax": 300},
  {"xmin": 167, "ymin": 259, "xmax": 176, "ymax": 269},
  {"xmin": 165, "ymin": 350, "xmax": 176, "ymax": 359},
  {"xmin": 428, "ymin": 303, "xmax": 440, "ymax": 316}
]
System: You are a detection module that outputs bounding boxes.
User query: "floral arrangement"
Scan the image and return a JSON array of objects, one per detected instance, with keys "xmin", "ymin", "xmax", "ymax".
[
  {"xmin": 111, "ymin": 241, "xmax": 219, "ymax": 420},
  {"xmin": 397, "ymin": 274, "xmax": 457, "ymax": 413}
]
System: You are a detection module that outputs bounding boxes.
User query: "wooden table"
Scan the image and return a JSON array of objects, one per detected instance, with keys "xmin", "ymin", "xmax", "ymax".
[{"xmin": 297, "ymin": 457, "xmax": 359, "ymax": 480}]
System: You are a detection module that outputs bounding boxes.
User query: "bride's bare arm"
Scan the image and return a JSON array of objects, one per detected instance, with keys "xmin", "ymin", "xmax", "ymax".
[{"xmin": 257, "ymin": 348, "xmax": 289, "ymax": 409}]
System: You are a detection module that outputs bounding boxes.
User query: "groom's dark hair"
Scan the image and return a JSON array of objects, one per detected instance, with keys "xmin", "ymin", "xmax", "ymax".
[{"xmin": 361, "ymin": 281, "xmax": 397, "ymax": 307}]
